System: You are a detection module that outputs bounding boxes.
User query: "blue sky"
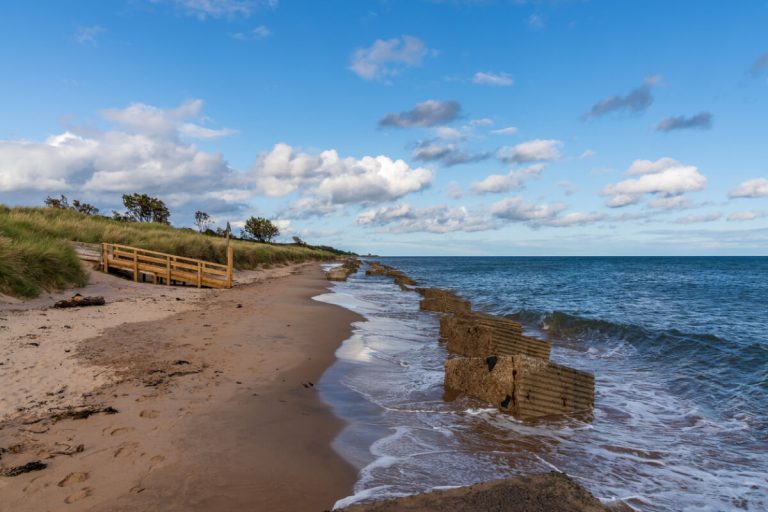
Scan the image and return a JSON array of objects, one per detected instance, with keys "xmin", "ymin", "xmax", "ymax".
[{"xmin": 1, "ymin": 0, "xmax": 767, "ymax": 255}]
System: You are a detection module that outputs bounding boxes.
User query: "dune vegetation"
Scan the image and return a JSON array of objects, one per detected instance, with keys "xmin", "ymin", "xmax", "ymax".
[{"xmin": 0, "ymin": 205, "xmax": 339, "ymax": 298}]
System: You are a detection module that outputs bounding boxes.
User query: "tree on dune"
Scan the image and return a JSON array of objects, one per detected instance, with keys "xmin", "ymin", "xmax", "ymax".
[
  {"xmin": 242, "ymin": 216, "xmax": 280, "ymax": 243},
  {"xmin": 194, "ymin": 211, "xmax": 213, "ymax": 233},
  {"xmin": 116, "ymin": 193, "xmax": 170, "ymax": 224},
  {"xmin": 44, "ymin": 194, "xmax": 99, "ymax": 215}
]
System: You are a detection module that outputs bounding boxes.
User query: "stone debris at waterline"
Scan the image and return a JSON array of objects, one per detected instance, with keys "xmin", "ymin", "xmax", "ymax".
[
  {"xmin": 417, "ymin": 288, "xmax": 471, "ymax": 315},
  {"xmin": 326, "ymin": 258, "xmax": 361, "ymax": 281},
  {"xmin": 336, "ymin": 471, "xmax": 626, "ymax": 512},
  {"xmin": 366, "ymin": 261, "xmax": 417, "ymax": 290},
  {"xmin": 440, "ymin": 312, "xmax": 552, "ymax": 360},
  {"xmin": 444, "ymin": 354, "xmax": 595, "ymax": 420},
  {"xmin": 361, "ymin": 262, "xmax": 594, "ymax": 420}
]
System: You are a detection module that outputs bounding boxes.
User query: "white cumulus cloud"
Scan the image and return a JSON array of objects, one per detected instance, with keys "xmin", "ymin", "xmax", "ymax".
[
  {"xmin": 675, "ymin": 212, "xmax": 722, "ymax": 224},
  {"xmin": 543, "ymin": 212, "xmax": 606, "ymax": 227},
  {"xmin": 350, "ymin": 35, "xmax": 433, "ymax": 81},
  {"xmin": 250, "ymin": 143, "xmax": 433, "ymax": 206},
  {"xmin": 729, "ymin": 178, "xmax": 768, "ymax": 198},
  {"xmin": 601, "ymin": 157, "xmax": 706, "ymax": 208},
  {"xmin": 0, "ymin": 100, "xmax": 235, "ymax": 196},
  {"xmin": 357, "ymin": 203, "xmax": 497, "ymax": 233},
  {"xmin": 491, "ymin": 126, "xmax": 519, "ymax": 136},
  {"xmin": 498, "ymin": 139, "xmax": 562, "ymax": 164},
  {"xmin": 470, "ymin": 164, "xmax": 544, "ymax": 194},
  {"xmin": 163, "ymin": 0, "xmax": 273, "ymax": 19},
  {"xmin": 727, "ymin": 210, "xmax": 766, "ymax": 222},
  {"xmin": 490, "ymin": 196, "xmax": 567, "ymax": 222},
  {"xmin": 473, "ymin": 71, "xmax": 514, "ymax": 86}
]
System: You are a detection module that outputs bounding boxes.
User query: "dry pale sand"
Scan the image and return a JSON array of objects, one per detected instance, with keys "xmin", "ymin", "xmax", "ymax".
[
  {"xmin": 0, "ymin": 263, "xmax": 361, "ymax": 511},
  {"xmin": 0, "ymin": 270, "xmax": 210, "ymax": 423}
]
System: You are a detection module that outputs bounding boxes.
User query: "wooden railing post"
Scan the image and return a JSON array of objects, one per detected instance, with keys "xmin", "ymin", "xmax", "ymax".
[
  {"xmin": 133, "ymin": 250, "xmax": 139, "ymax": 282},
  {"xmin": 97, "ymin": 243, "xmax": 229, "ymax": 289},
  {"xmin": 226, "ymin": 246, "xmax": 234, "ymax": 288}
]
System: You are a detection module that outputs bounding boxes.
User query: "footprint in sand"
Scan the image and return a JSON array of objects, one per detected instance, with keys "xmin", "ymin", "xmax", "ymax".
[
  {"xmin": 114, "ymin": 442, "xmax": 138, "ymax": 458},
  {"xmin": 22, "ymin": 475, "xmax": 48, "ymax": 494},
  {"xmin": 106, "ymin": 427, "xmax": 133, "ymax": 436},
  {"xmin": 140, "ymin": 410, "xmax": 159, "ymax": 419},
  {"xmin": 58, "ymin": 472, "xmax": 89, "ymax": 487},
  {"xmin": 149, "ymin": 454, "xmax": 166, "ymax": 472},
  {"xmin": 65, "ymin": 487, "xmax": 93, "ymax": 504}
]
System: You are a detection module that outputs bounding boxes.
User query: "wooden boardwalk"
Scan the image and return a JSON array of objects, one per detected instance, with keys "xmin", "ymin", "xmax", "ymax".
[{"xmin": 101, "ymin": 243, "xmax": 233, "ymax": 289}]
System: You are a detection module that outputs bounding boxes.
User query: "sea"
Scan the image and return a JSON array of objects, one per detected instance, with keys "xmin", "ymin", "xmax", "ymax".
[{"xmin": 315, "ymin": 257, "xmax": 768, "ymax": 512}]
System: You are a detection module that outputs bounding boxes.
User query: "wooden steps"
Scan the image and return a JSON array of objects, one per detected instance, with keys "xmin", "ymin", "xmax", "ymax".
[{"xmin": 101, "ymin": 243, "xmax": 233, "ymax": 289}]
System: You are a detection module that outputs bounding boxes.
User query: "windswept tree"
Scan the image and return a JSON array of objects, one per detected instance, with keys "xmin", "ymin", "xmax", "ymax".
[
  {"xmin": 119, "ymin": 193, "xmax": 170, "ymax": 224},
  {"xmin": 71, "ymin": 199, "xmax": 99, "ymax": 216},
  {"xmin": 194, "ymin": 211, "xmax": 213, "ymax": 233},
  {"xmin": 292, "ymin": 235, "xmax": 307, "ymax": 246},
  {"xmin": 44, "ymin": 195, "xmax": 99, "ymax": 215},
  {"xmin": 242, "ymin": 216, "xmax": 280, "ymax": 243},
  {"xmin": 44, "ymin": 194, "xmax": 70, "ymax": 209}
]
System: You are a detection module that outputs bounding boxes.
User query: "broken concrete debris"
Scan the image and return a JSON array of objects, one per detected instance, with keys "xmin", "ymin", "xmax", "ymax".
[
  {"xmin": 444, "ymin": 354, "xmax": 595, "ymax": 419},
  {"xmin": 417, "ymin": 288, "xmax": 471, "ymax": 315},
  {"xmin": 440, "ymin": 312, "xmax": 552, "ymax": 360},
  {"xmin": 325, "ymin": 258, "xmax": 361, "ymax": 281},
  {"xmin": 366, "ymin": 261, "xmax": 417, "ymax": 290},
  {"xmin": 359, "ymin": 260, "xmax": 595, "ymax": 421}
]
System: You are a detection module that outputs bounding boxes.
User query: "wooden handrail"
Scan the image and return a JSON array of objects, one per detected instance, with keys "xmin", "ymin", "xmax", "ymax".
[
  {"xmin": 101, "ymin": 243, "xmax": 233, "ymax": 289},
  {"xmin": 108, "ymin": 243, "xmax": 229, "ymax": 270}
]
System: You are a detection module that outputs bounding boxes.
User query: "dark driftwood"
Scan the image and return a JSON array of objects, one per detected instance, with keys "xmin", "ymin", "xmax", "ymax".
[
  {"xmin": 53, "ymin": 294, "xmax": 106, "ymax": 308},
  {"xmin": 1, "ymin": 461, "xmax": 47, "ymax": 477},
  {"xmin": 21, "ymin": 406, "xmax": 118, "ymax": 425}
]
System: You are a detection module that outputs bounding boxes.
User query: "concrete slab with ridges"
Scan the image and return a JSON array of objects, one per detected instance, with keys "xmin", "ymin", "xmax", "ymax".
[
  {"xmin": 440, "ymin": 314, "xmax": 551, "ymax": 360},
  {"xmin": 444, "ymin": 354, "xmax": 594, "ymax": 420},
  {"xmin": 418, "ymin": 288, "xmax": 471, "ymax": 314}
]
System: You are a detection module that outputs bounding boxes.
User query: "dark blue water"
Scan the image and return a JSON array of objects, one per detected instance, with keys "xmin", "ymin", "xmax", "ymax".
[{"xmin": 317, "ymin": 257, "xmax": 768, "ymax": 511}]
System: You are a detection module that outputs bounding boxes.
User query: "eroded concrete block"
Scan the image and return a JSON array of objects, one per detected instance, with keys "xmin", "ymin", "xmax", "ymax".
[
  {"xmin": 336, "ymin": 472, "xmax": 624, "ymax": 512},
  {"xmin": 326, "ymin": 258, "xmax": 361, "ymax": 281},
  {"xmin": 326, "ymin": 267, "xmax": 351, "ymax": 281},
  {"xmin": 365, "ymin": 262, "xmax": 417, "ymax": 290},
  {"xmin": 444, "ymin": 354, "xmax": 594, "ymax": 420},
  {"xmin": 445, "ymin": 356, "xmax": 516, "ymax": 409},
  {"xmin": 418, "ymin": 288, "xmax": 471, "ymax": 314},
  {"xmin": 440, "ymin": 313, "xmax": 551, "ymax": 360}
]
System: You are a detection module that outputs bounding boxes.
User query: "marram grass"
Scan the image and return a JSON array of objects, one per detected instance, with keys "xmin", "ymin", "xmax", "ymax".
[
  {"xmin": 0, "ymin": 206, "xmax": 336, "ymax": 298},
  {"xmin": 0, "ymin": 234, "xmax": 88, "ymax": 298}
]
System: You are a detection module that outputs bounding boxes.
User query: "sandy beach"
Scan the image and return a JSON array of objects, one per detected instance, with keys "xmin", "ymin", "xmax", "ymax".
[{"xmin": 0, "ymin": 263, "xmax": 360, "ymax": 511}]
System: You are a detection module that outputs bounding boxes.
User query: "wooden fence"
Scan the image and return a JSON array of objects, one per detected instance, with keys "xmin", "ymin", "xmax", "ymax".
[{"xmin": 101, "ymin": 243, "xmax": 233, "ymax": 289}]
